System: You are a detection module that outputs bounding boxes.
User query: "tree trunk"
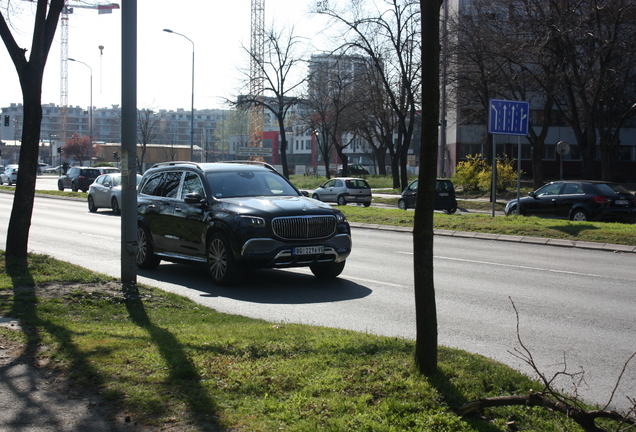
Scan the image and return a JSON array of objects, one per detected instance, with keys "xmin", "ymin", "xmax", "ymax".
[
  {"xmin": 413, "ymin": 0, "xmax": 443, "ymax": 376},
  {"xmin": 6, "ymin": 75, "xmax": 42, "ymax": 260},
  {"xmin": 531, "ymin": 141, "xmax": 544, "ymax": 189}
]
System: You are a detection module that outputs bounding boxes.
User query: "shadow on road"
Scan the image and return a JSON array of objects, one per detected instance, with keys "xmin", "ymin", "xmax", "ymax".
[{"xmin": 138, "ymin": 262, "xmax": 372, "ymax": 305}]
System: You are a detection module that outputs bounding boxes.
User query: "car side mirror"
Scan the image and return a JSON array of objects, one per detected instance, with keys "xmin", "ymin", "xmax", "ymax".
[
  {"xmin": 104, "ymin": 182, "xmax": 111, "ymax": 188},
  {"xmin": 184, "ymin": 192, "xmax": 204, "ymax": 204},
  {"xmin": 300, "ymin": 190, "xmax": 309, "ymax": 197},
  {"xmin": 528, "ymin": 191, "xmax": 537, "ymax": 198}
]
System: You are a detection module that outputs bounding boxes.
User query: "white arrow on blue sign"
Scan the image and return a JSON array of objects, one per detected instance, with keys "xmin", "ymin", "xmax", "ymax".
[{"xmin": 488, "ymin": 99, "xmax": 530, "ymax": 136}]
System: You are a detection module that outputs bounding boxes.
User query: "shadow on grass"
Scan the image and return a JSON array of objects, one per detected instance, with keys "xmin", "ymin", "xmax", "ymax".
[
  {"xmin": 125, "ymin": 296, "xmax": 219, "ymax": 429},
  {"xmin": 3, "ymin": 257, "xmax": 121, "ymax": 430},
  {"xmin": 426, "ymin": 365, "xmax": 502, "ymax": 432},
  {"xmin": 548, "ymin": 222, "xmax": 599, "ymax": 237}
]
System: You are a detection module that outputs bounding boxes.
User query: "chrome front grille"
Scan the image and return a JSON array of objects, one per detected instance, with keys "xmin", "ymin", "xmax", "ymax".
[{"xmin": 272, "ymin": 216, "xmax": 337, "ymax": 240}]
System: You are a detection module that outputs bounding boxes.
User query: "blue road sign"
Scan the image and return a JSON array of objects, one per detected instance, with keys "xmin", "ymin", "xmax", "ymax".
[{"xmin": 488, "ymin": 99, "xmax": 530, "ymax": 136}]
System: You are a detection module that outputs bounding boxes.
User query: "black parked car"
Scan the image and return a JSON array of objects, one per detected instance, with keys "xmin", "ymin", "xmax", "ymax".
[
  {"xmin": 136, "ymin": 161, "xmax": 352, "ymax": 286},
  {"xmin": 57, "ymin": 166, "xmax": 101, "ymax": 192},
  {"xmin": 504, "ymin": 180, "xmax": 636, "ymax": 222},
  {"xmin": 337, "ymin": 164, "xmax": 370, "ymax": 176},
  {"xmin": 398, "ymin": 179, "xmax": 458, "ymax": 214}
]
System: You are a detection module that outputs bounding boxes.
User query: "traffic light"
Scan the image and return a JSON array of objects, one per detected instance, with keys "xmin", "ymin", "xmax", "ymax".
[
  {"xmin": 3, "ymin": 115, "xmax": 9, "ymax": 127},
  {"xmin": 57, "ymin": 147, "xmax": 62, "ymax": 154},
  {"xmin": 113, "ymin": 151, "xmax": 119, "ymax": 160}
]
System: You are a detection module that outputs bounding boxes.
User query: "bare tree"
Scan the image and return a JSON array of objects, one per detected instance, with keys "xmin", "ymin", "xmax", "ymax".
[
  {"xmin": 304, "ymin": 53, "xmax": 366, "ymax": 177},
  {"xmin": 1, "ymin": 0, "xmax": 65, "ymax": 260},
  {"xmin": 233, "ymin": 25, "xmax": 306, "ymax": 178},
  {"xmin": 318, "ymin": 0, "xmax": 422, "ymax": 190},
  {"xmin": 137, "ymin": 108, "xmax": 160, "ymax": 172}
]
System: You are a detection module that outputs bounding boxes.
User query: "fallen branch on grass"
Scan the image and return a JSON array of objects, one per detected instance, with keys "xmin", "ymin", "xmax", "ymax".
[{"xmin": 458, "ymin": 298, "xmax": 636, "ymax": 432}]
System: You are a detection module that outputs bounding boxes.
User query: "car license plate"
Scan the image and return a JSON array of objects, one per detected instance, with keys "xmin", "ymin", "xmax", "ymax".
[
  {"xmin": 439, "ymin": 192, "xmax": 449, "ymax": 196},
  {"xmin": 294, "ymin": 246, "xmax": 324, "ymax": 255},
  {"xmin": 615, "ymin": 199, "xmax": 629, "ymax": 205}
]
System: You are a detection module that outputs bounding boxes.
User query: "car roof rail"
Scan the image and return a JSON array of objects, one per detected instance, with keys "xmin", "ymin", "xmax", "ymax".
[
  {"xmin": 216, "ymin": 160, "xmax": 279, "ymax": 173},
  {"xmin": 150, "ymin": 161, "xmax": 202, "ymax": 169}
]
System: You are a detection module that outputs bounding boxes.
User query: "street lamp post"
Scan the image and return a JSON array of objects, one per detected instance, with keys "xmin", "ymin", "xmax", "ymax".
[
  {"xmin": 68, "ymin": 58, "xmax": 93, "ymax": 166},
  {"xmin": 163, "ymin": 29, "xmax": 195, "ymax": 161}
]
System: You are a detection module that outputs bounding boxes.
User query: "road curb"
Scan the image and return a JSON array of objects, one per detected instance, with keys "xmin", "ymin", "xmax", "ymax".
[{"xmin": 349, "ymin": 222, "xmax": 636, "ymax": 254}]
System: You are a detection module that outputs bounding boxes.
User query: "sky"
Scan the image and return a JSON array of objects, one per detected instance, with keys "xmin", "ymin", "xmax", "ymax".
[{"xmin": 1, "ymin": 0, "xmax": 334, "ymax": 112}]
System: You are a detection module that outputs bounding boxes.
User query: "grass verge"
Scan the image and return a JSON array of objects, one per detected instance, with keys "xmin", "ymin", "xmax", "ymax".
[
  {"xmin": 0, "ymin": 252, "xmax": 595, "ymax": 431},
  {"xmin": 339, "ymin": 206, "xmax": 636, "ymax": 246}
]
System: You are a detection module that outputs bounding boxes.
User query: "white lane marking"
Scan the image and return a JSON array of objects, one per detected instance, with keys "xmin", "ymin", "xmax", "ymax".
[{"xmin": 397, "ymin": 251, "xmax": 604, "ymax": 278}]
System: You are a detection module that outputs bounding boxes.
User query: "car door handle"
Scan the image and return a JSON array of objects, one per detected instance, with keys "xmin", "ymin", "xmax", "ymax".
[{"xmin": 175, "ymin": 207, "xmax": 182, "ymax": 212}]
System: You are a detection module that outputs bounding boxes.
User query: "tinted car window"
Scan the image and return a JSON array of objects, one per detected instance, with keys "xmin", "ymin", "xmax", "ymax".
[
  {"xmin": 562, "ymin": 183, "xmax": 583, "ymax": 195},
  {"xmin": 207, "ymin": 171, "xmax": 298, "ymax": 198},
  {"xmin": 597, "ymin": 183, "xmax": 630, "ymax": 195},
  {"xmin": 163, "ymin": 172, "xmax": 183, "ymax": 198},
  {"xmin": 140, "ymin": 172, "xmax": 164, "ymax": 196},
  {"xmin": 181, "ymin": 171, "xmax": 204, "ymax": 199},
  {"xmin": 436, "ymin": 180, "xmax": 453, "ymax": 191},
  {"xmin": 536, "ymin": 183, "xmax": 561, "ymax": 196},
  {"xmin": 81, "ymin": 169, "xmax": 100, "ymax": 177},
  {"xmin": 345, "ymin": 179, "xmax": 369, "ymax": 189}
]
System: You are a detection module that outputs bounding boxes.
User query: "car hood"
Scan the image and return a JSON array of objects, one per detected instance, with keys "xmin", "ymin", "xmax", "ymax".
[{"xmin": 220, "ymin": 195, "xmax": 338, "ymax": 216}]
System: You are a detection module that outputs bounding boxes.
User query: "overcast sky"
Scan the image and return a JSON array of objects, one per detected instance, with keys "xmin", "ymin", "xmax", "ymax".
[{"xmin": 1, "ymin": 0, "xmax": 334, "ymax": 112}]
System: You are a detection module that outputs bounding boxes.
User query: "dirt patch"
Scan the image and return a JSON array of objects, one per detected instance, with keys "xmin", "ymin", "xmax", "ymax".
[{"xmin": 0, "ymin": 282, "xmax": 216, "ymax": 431}]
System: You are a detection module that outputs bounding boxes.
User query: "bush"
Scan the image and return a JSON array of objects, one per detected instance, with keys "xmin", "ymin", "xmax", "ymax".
[
  {"xmin": 453, "ymin": 154, "xmax": 488, "ymax": 191},
  {"xmin": 477, "ymin": 156, "xmax": 522, "ymax": 192},
  {"xmin": 454, "ymin": 154, "xmax": 522, "ymax": 193}
]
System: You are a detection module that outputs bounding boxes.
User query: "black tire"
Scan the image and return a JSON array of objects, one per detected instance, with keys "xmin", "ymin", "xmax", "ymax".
[
  {"xmin": 8, "ymin": 178, "xmax": 12, "ymax": 186},
  {"xmin": 0, "ymin": 178, "xmax": 3, "ymax": 186},
  {"xmin": 445, "ymin": 207, "xmax": 457, "ymax": 214},
  {"xmin": 58, "ymin": 180, "xmax": 64, "ymax": 191},
  {"xmin": 398, "ymin": 199, "xmax": 407, "ymax": 210},
  {"xmin": 111, "ymin": 197, "xmax": 121, "ymax": 215},
  {"xmin": 571, "ymin": 209, "xmax": 589, "ymax": 222},
  {"xmin": 71, "ymin": 182, "xmax": 78, "ymax": 192},
  {"xmin": 310, "ymin": 260, "xmax": 346, "ymax": 278},
  {"xmin": 337, "ymin": 195, "xmax": 347, "ymax": 206},
  {"xmin": 312, "ymin": 193, "xmax": 320, "ymax": 200},
  {"xmin": 136, "ymin": 224, "xmax": 160, "ymax": 269},
  {"xmin": 363, "ymin": 201, "xmax": 371, "ymax": 207},
  {"xmin": 207, "ymin": 232, "xmax": 242, "ymax": 286},
  {"xmin": 507, "ymin": 205, "xmax": 518, "ymax": 216},
  {"xmin": 88, "ymin": 196, "xmax": 97, "ymax": 213}
]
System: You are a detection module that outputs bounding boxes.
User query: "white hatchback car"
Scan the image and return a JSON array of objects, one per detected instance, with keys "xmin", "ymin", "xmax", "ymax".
[
  {"xmin": 312, "ymin": 177, "xmax": 372, "ymax": 207},
  {"xmin": 0, "ymin": 165, "xmax": 19, "ymax": 185}
]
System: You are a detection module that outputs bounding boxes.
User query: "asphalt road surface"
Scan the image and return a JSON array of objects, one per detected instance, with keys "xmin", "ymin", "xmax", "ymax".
[{"xmin": 0, "ymin": 191, "xmax": 634, "ymax": 412}]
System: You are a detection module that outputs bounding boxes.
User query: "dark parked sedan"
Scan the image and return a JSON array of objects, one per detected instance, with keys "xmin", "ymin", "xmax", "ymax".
[
  {"xmin": 504, "ymin": 180, "xmax": 636, "ymax": 222},
  {"xmin": 58, "ymin": 166, "xmax": 101, "ymax": 192},
  {"xmin": 398, "ymin": 178, "xmax": 458, "ymax": 214}
]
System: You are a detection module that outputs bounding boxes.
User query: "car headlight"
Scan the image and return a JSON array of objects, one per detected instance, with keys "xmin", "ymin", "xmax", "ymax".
[
  {"xmin": 335, "ymin": 211, "xmax": 347, "ymax": 223},
  {"xmin": 235, "ymin": 215, "xmax": 266, "ymax": 228}
]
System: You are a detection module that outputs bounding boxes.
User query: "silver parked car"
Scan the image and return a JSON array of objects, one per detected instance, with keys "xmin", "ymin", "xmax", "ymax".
[
  {"xmin": 87, "ymin": 173, "xmax": 142, "ymax": 214},
  {"xmin": 312, "ymin": 177, "xmax": 372, "ymax": 207},
  {"xmin": 0, "ymin": 165, "xmax": 19, "ymax": 185}
]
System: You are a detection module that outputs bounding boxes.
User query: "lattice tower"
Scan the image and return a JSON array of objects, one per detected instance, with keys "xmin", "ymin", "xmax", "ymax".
[{"xmin": 249, "ymin": 0, "xmax": 265, "ymax": 154}]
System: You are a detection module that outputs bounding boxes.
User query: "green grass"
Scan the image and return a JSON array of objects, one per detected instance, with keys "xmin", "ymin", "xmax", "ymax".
[
  {"xmin": 340, "ymin": 206, "xmax": 636, "ymax": 246},
  {"xmin": 1, "ymin": 252, "xmax": 594, "ymax": 431}
]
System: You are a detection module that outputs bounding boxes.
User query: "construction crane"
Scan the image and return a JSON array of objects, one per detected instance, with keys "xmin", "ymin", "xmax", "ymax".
[
  {"xmin": 59, "ymin": 1, "xmax": 119, "ymax": 142},
  {"xmin": 249, "ymin": 0, "xmax": 265, "ymax": 156}
]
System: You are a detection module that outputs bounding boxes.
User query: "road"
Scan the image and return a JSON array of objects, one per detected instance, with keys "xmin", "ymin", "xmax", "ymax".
[{"xmin": 0, "ymin": 190, "xmax": 634, "ymax": 412}]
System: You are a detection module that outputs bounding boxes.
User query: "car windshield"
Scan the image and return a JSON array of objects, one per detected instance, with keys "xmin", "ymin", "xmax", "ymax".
[
  {"xmin": 596, "ymin": 183, "xmax": 632, "ymax": 195},
  {"xmin": 207, "ymin": 170, "xmax": 299, "ymax": 198},
  {"xmin": 345, "ymin": 179, "xmax": 369, "ymax": 189}
]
